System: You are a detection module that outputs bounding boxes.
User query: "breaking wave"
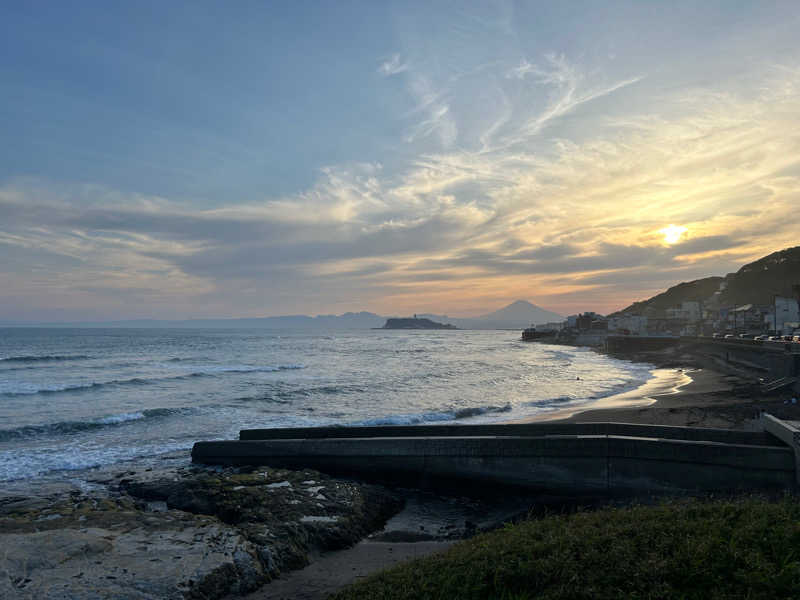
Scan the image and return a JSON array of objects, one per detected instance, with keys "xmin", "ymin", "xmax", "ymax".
[
  {"xmin": 352, "ymin": 403, "xmax": 512, "ymax": 427},
  {"xmin": 0, "ymin": 407, "xmax": 194, "ymax": 442},
  {"xmin": 0, "ymin": 355, "xmax": 92, "ymax": 363},
  {"xmin": 0, "ymin": 364, "xmax": 306, "ymax": 396}
]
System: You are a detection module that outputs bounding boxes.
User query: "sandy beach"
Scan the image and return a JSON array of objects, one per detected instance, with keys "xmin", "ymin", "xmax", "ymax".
[{"xmin": 559, "ymin": 366, "xmax": 800, "ymax": 429}]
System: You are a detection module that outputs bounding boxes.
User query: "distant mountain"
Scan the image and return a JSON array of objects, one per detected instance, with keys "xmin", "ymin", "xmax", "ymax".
[
  {"xmin": 612, "ymin": 246, "xmax": 800, "ymax": 317},
  {"xmin": 0, "ymin": 302, "xmax": 563, "ymax": 330},
  {"xmin": 477, "ymin": 300, "xmax": 564, "ymax": 325},
  {"xmin": 436, "ymin": 300, "xmax": 563, "ymax": 330}
]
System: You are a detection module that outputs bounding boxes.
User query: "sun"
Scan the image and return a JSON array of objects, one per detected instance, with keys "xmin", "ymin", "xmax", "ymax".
[{"xmin": 659, "ymin": 224, "xmax": 688, "ymax": 245}]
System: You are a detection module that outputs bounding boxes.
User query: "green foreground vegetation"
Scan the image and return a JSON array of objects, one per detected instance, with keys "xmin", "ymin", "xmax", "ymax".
[{"xmin": 333, "ymin": 496, "xmax": 800, "ymax": 600}]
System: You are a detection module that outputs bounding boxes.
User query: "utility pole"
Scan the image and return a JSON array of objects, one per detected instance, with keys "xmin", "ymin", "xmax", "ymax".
[{"xmin": 774, "ymin": 295, "xmax": 777, "ymax": 335}]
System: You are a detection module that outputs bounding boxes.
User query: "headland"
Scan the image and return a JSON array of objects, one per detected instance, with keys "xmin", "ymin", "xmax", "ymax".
[{"xmin": 380, "ymin": 317, "xmax": 458, "ymax": 329}]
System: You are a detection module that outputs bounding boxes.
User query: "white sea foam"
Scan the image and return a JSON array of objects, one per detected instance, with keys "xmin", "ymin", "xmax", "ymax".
[{"xmin": 97, "ymin": 412, "xmax": 146, "ymax": 425}]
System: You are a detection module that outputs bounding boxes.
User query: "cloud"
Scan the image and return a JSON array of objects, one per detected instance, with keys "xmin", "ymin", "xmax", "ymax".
[
  {"xmin": 488, "ymin": 53, "xmax": 644, "ymax": 151},
  {"xmin": 2, "ymin": 54, "xmax": 800, "ymax": 318},
  {"xmin": 403, "ymin": 75, "xmax": 458, "ymax": 147},
  {"xmin": 506, "ymin": 59, "xmax": 537, "ymax": 80},
  {"xmin": 378, "ymin": 54, "xmax": 409, "ymax": 76}
]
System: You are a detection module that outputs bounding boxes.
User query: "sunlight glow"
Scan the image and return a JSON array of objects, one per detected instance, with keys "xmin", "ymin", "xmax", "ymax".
[{"xmin": 659, "ymin": 224, "xmax": 688, "ymax": 245}]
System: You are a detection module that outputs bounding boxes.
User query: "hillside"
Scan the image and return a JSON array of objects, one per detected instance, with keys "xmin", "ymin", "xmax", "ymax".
[
  {"xmin": 719, "ymin": 246, "xmax": 800, "ymax": 306},
  {"xmin": 609, "ymin": 277, "xmax": 724, "ymax": 318},
  {"xmin": 612, "ymin": 246, "xmax": 800, "ymax": 317}
]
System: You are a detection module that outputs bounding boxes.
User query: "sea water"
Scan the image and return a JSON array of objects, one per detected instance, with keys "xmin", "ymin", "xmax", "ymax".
[{"xmin": 0, "ymin": 328, "xmax": 654, "ymax": 484}]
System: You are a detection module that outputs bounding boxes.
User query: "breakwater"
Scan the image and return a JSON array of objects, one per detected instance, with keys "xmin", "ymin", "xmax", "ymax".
[{"xmin": 193, "ymin": 421, "xmax": 797, "ymax": 497}]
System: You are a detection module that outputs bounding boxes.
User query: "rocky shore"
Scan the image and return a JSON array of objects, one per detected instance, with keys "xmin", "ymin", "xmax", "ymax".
[{"xmin": 0, "ymin": 464, "xmax": 402, "ymax": 599}]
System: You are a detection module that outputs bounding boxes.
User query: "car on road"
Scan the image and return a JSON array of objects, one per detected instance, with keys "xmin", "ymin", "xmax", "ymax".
[
  {"xmin": 724, "ymin": 334, "xmax": 735, "ymax": 339},
  {"xmin": 754, "ymin": 335, "xmax": 769, "ymax": 341}
]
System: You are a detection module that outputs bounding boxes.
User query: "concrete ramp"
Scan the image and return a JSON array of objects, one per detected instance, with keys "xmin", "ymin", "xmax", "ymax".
[{"xmin": 192, "ymin": 422, "xmax": 796, "ymax": 497}]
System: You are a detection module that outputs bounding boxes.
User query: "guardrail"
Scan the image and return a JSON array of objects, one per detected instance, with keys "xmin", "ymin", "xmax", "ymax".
[{"xmin": 683, "ymin": 336, "xmax": 800, "ymax": 352}]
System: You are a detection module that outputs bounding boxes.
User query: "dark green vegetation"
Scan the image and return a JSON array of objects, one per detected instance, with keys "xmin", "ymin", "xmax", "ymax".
[
  {"xmin": 382, "ymin": 317, "xmax": 458, "ymax": 329},
  {"xmin": 611, "ymin": 276, "xmax": 724, "ymax": 318},
  {"xmin": 612, "ymin": 245, "xmax": 800, "ymax": 317},
  {"xmin": 333, "ymin": 496, "xmax": 800, "ymax": 600}
]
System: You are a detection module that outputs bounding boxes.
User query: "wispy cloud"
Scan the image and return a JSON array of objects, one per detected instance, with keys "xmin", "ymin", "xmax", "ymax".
[
  {"xmin": 377, "ymin": 53, "xmax": 409, "ymax": 76},
  {"xmin": 403, "ymin": 74, "xmax": 458, "ymax": 147},
  {"xmin": 2, "ymin": 49, "xmax": 800, "ymax": 318}
]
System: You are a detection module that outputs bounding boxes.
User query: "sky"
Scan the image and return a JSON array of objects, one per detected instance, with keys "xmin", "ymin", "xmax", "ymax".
[{"xmin": 2, "ymin": 1, "xmax": 800, "ymax": 321}]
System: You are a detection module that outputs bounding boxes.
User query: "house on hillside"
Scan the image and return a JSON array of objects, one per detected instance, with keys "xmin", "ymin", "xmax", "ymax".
[
  {"xmin": 727, "ymin": 304, "xmax": 765, "ymax": 333},
  {"xmin": 665, "ymin": 301, "xmax": 702, "ymax": 322},
  {"xmin": 608, "ymin": 315, "xmax": 648, "ymax": 336},
  {"xmin": 766, "ymin": 296, "xmax": 800, "ymax": 334},
  {"xmin": 575, "ymin": 312, "xmax": 605, "ymax": 331}
]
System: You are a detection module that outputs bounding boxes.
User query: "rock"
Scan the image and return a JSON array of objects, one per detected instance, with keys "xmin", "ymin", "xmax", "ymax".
[
  {"xmin": 0, "ymin": 497, "xmax": 263, "ymax": 599},
  {"xmin": 0, "ymin": 464, "xmax": 402, "ymax": 599},
  {"xmin": 120, "ymin": 465, "xmax": 403, "ymax": 577}
]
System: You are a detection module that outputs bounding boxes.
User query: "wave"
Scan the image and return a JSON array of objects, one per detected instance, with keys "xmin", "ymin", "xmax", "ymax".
[
  {"xmin": 351, "ymin": 403, "xmax": 512, "ymax": 427},
  {"xmin": 0, "ymin": 407, "xmax": 193, "ymax": 442},
  {"xmin": 180, "ymin": 364, "xmax": 305, "ymax": 374},
  {"xmin": 0, "ymin": 355, "xmax": 92, "ymax": 363},
  {"xmin": 523, "ymin": 395, "xmax": 575, "ymax": 407},
  {"xmin": 234, "ymin": 381, "xmax": 368, "ymax": 405},
  {"xmin": 0, "ymin": 364, "xmax": 307, "ymax": 396},
  {"xmin": 542, "ymin": 349, "xmax": 573, "ymax": 362}
]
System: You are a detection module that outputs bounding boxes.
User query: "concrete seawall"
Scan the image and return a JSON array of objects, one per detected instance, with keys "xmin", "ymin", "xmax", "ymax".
[
  {"xmin": 238, "ymin": 422, "xmax": 778, "ymax": 445},
  {"xmin": 192, "ymin": 422, "xmax": 796, "ymax": 497}
]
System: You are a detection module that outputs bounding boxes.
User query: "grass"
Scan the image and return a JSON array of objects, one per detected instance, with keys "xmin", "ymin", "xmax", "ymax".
[{"xmin": 331, "ymin": 496, "xmax": 800, "ymax": 600}]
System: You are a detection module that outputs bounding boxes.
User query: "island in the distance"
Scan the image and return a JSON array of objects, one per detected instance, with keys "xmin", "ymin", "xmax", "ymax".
[{"xmin": 381, "ymin": 317, "xmax": 458, "ymax": 329}]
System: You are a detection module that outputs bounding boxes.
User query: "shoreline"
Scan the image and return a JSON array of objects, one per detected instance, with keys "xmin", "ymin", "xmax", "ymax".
[
  {"xmin": 528, "ymin": 345, "xmax": 799, "ymax": 430},
  {"xmin": 4, "ymin": 348, "xmax": 799, "ymax": 599},
  {"xmin": 507, "ymin": 366, "xmax": 693, "ymax": 424}
]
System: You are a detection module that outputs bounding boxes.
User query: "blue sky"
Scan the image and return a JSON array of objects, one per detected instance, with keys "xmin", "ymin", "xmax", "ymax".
[{"xmin": 2, "ymin": 1, "xmax": 800, "ymax": 320}]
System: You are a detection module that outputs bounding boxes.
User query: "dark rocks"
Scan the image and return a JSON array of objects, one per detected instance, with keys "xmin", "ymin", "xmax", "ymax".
[
  {"xmin": 0, "ymin": 465, "xmax": 402, "ymax": 599},
  {"xmin": 121, "ymin": 465, "xmax": 403, "ymax": 576}
]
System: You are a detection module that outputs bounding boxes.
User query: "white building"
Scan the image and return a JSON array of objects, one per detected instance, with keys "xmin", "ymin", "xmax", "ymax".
[
  {"xmin": 665, "ymin": 301, "xmax": 702, "ymax": 322},
  {"xmin": 608, "ymin": 315, "xmax": 648, "ymax": 335},
  {"xmin": 771, "ymin": 297, "xmax": 800, "ymax": 333}
]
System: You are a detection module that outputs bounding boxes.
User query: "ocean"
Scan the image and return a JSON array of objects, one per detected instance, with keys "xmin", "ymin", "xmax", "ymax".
[{"xmin": 0, "ymin": 328, "xmax": 654, "ymax": 485}]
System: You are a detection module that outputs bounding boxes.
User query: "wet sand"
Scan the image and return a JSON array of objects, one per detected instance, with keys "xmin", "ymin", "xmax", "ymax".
[{"xmin": 557, "ymin": 367, "xmax": 800, "ymax": 429}]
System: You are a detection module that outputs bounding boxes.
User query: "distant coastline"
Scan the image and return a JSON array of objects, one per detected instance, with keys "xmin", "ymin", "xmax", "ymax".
[{"xmin": 0, "ymin": 300, "xmax": 563, "ymax": 330}]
